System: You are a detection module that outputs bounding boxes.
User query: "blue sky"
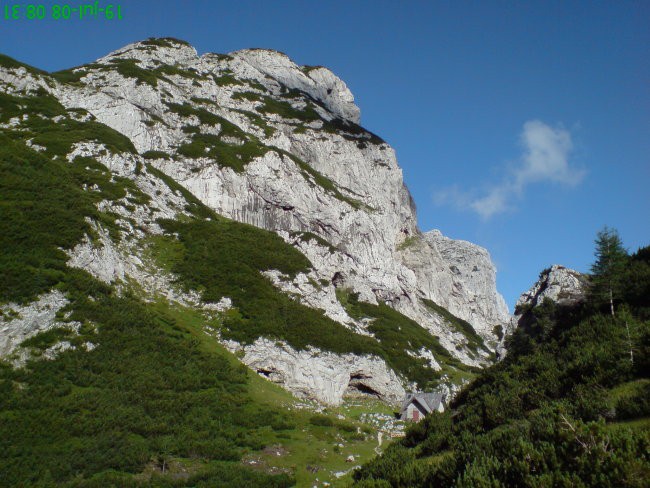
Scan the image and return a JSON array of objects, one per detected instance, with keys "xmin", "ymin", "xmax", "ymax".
[{"xmin": 1, "ymin": 1, "xmax": 648, "ymax": 308}]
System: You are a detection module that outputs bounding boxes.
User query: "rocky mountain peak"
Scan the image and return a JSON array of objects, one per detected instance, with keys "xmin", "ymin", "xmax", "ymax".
[
  {"xmin": 228, "ymin": 47, "xmax": 361, "ymax": 123},
  {"xmin": 0, "ymin": 38, "xmax": 514, "ymax": 406},
  {"xmin": 515, "ymin": 264, "xmax": 588, "ymax": 313},
  {"xmin": 425, "ymin": 230, "xmax": 510, "ymax": 323},
  {"xmin": 98, "ymin": 37, "xmax": 199, "ymax": 68},
  {"xmin": 498, "ymin": 265, "xmax": 589, "ymax": 360}
]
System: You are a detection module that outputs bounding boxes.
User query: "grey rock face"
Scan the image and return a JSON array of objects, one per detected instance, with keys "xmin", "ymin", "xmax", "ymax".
[
  {"xmin": 407, "ymin": 230, "xmax": 510, "ymax": 341},
  {"xmin": 225, "ymin": 339, "xmax": 405, "ymax": 406},
  {"xmin": 0, "ymin": 39, "xmax": 514, "ymax": 405},
  {"xmin": 231, "ymin": 49, "xmax": 361, "ymax": 124},
  {"xmin": 515, "ymin": 265, "xmax": 587, "ymax": 311},
  {"xmin": 0, "ymin": 291, "xmax": 68, "ymax": 362}
]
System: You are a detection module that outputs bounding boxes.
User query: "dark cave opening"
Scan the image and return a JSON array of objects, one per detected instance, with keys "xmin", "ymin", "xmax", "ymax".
[{"xmin": 346, "ymin": 373, "xmax": 381, "ymax": 398}]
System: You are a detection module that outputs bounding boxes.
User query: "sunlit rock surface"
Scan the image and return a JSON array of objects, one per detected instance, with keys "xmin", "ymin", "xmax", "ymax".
[{"xmin": 0, "ymin": 39, "xmax": 514, "ymax": 404}]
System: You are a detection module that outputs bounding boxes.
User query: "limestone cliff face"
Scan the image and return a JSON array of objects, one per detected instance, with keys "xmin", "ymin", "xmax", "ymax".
[
  {"xmin": 224, "ymin": 339, "xmax": 406, "ymax": 406},
  {"xmin": 400, "ymin": 231, "xmax": 510, "ymax": 346},
  {"xmin": 514, "ymin": 265, "xmax": 588, "ymax": 311},
  {"xmin": 0, "ymin": 38, "xmax": 512, "ymax": 405}
]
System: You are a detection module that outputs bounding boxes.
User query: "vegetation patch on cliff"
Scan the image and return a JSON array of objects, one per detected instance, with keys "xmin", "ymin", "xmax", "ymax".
[
  {"xmin": 0, "ymin": 132, "xmax": 136, "ymax": 304},
  {"xmin": 422, "ymin": 298, "xmax": 490, "ymax": 356},
  {"xmin": 140, "ymin": 37, "xmax": 192, "ymax": 48},
  {"xmin": 289, "ymin": 231, "xmax": 338, "ymax": 253},
  {"xmin": 0, "ymin": 90, "xmax": 136, "ymax": 156},
  {"xmin": 177, "ymin": 133, "xmax": 269, "ymax": 173},
  {"xmin": 0, "ymin": 53, "xmax": 47, "ymax": 75},
  {"xmin": 336, "ymin": 289, "xmax": 475, "ymax": 389}
]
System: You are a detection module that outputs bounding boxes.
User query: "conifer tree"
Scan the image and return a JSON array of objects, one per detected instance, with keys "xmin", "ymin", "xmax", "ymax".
[{"xmin": 590, "ymin": 226, "xmax": 628, "ymax": 317}]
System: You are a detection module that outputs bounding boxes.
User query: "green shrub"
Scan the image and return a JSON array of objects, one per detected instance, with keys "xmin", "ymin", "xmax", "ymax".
[
  {"xmin": 289, "ymin": 231, "xmax": 338, "ymax": 253},
  {"xmin": 141, "ymin": 150, "xmax": 171, "ymax": 160},
  {"xmin": 258, "ymin": 96, "xmax": 320, "ymax": 122},
  {"xmin": 50, "ymin": 67, "xmax": 87, "ymax": 84},
  {"xmin": 232, "ymin": 91, "xmax": 262, "ymax": 102},
  {"xmin": 322, "ymin": 117, "xmax": 384, "ymax": 145},
  {"xmin": 166, "ymin": 102, "xmax": 223, "ymax": 126},
  {"xmin": 309, "ymin": 414, "xmax": 334, "ymax": 427},
  {"xmin": 19, "ymin": 327, "xmax": 73, "ymax": 350},
  {"xmin": 615, "ymin": 382, "xmax": 650, "ymax": 420},
  {"xmin": 111, "ymin": 59, "xmax": 163, "ymax": 87},
  {"xmin": 140, "ymin": 37, "xmax": 191, "ymax": 48},
  {"xmin": 0, "ymin": 53, "xmax": 47, "ymax": 74},
  {"xmin": 212, "ymin": 74, "xmax": 243, "ymax": 86},
  {"xmin": 177, "ymin": 134, "xmax": 268, "ymax": 173},
  {"xmin": 154, "ymin": 64, "xmax": 201, "ymax": 80}
]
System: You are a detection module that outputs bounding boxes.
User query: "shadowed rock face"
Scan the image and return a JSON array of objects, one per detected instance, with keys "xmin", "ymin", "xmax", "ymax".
[
  {"xmin": 495, "ymin": 265, "xmax": 588, "ymax": 359},
  {"xmin": 515, "ymin": 265, "xmax": 588, "ymax": 311},
  {"xmin": 1, "ymin": 38, "xmax": 513, "ymax": 405}
]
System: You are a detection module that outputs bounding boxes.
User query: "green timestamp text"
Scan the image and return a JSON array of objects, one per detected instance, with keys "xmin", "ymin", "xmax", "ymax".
[{"xmin": 3, "ymin": 2, "xmax": 123, "ymax": 20}]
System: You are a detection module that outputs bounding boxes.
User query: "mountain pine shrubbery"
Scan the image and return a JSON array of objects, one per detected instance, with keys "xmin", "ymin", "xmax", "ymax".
[
  {"xmin": 0, "ymin": 270, "xmax": 295, "ymax": 488},
  {"xmin": 354, "ymin": 230, "xmax": 650, "ymax": 487}
]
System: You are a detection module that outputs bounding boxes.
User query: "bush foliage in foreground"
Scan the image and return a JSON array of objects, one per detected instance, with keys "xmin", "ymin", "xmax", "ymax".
[{"xmin": 354, "ymin": 241, "xmax": 650, "ymax": 487}]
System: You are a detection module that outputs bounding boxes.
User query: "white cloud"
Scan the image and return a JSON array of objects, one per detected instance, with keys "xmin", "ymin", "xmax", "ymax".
[
  {"xmin": 433, "ymin": 120, "xmax": 585, "ymax": 219},
  {"xmin": 469, "ymin": 185, "xmax": 511, "ymax": 219},
  {"xmin": 514, "ymin": 120, "xmax": 584, "ymax": 188}
]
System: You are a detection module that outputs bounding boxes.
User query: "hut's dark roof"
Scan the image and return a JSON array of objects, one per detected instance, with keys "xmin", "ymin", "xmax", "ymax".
[{"xmin": 400, "ymin": 392, "xmax": 443, "ymax": 415}]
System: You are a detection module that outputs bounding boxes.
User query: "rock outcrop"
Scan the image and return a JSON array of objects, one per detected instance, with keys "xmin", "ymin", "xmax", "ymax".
[
  {"xmin": 231, "ymin": 49, "xmax": 361, "ymax": 124},
  {"xmin": 400, "ymin": 230, "xmax": 510, "ymax": 344},
  {"xmin": 496, "ymin": 265, "xmax": 588, "ymax": 359},
  {"xmin": 225, "ymin": 339, "xmax": 406, "ymax": 406},
  {"xmin": 0, "ymin": 291, "xmax": 68, "ymax": 361},
  {"xmin": 515, "ymin": 265, "xmax": 588, "ymax": 312}
]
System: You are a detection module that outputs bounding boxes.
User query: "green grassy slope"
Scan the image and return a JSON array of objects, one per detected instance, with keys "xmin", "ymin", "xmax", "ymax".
[{"xmin": 0, "ymin": 271, "xmax": 294, "ymax": 487}]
